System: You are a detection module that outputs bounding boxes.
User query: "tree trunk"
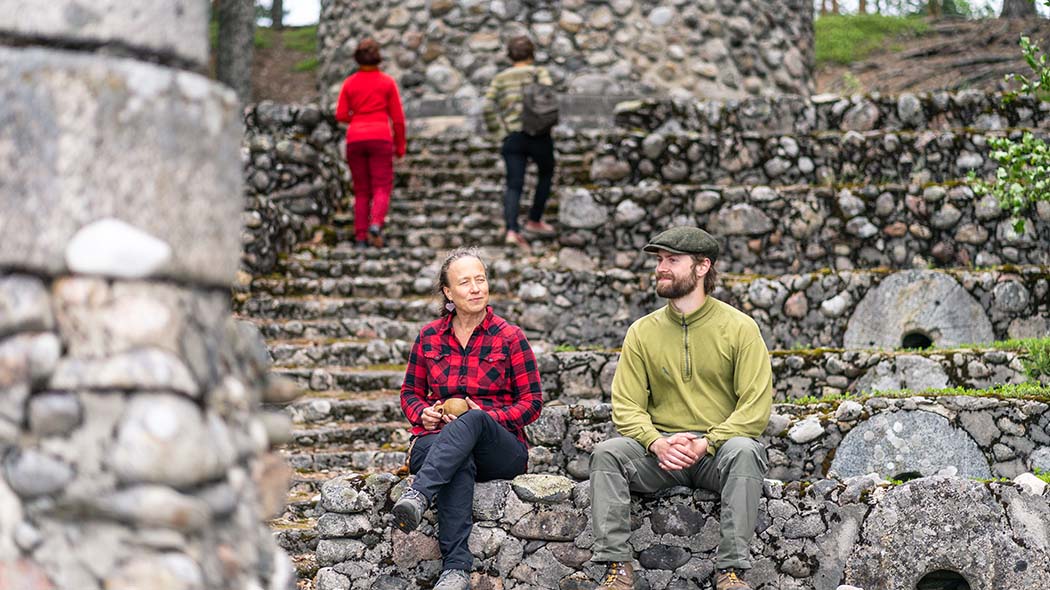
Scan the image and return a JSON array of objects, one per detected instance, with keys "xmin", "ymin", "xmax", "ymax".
[
  {"xmin": 928, "ymin": 1, "xmax": 942, "ymax": 16},
  {"xmin": 859, "ymin": 0, "xmax": 867, "ymax": 14},
  {"xmin": 831, "ymin": 0, "xmax": 839, "ymax": 14},
  {"xmin": 216, "ymin": 0, "xmax": 254, "ymax": 103},
  {"xmin": 271, "ymin": 0, "xmax": 284, "ymax": 30},
  {"xmin": 1001, "ymin": 0, "xmax": 1037, "ymax": 18}
]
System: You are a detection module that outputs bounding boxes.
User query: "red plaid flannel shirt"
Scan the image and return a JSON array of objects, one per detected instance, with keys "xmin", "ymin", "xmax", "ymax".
[{"xmin": 400, "ymin": 307, "xmax": 543, "ymax": 446}]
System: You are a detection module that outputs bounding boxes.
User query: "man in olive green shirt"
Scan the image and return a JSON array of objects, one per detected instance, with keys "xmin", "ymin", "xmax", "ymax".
[{"xmin": 590, "ymin": 227, "xmax": 773, "ymax": 590}]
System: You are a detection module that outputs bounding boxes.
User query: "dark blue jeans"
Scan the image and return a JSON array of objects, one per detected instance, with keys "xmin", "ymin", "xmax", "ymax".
[
  {"xmin": 500, "ymin": 132, "xmax": 555, "ymax": 232},
  {"xmin": 408, "ymin": 410, "xmax": 528, "ymax": 571}
]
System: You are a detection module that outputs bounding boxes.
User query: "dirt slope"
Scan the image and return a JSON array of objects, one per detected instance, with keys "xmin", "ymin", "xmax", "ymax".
[{"xmin": 817, "ymin": 17, "xmax": 1050, "ymax": 95}]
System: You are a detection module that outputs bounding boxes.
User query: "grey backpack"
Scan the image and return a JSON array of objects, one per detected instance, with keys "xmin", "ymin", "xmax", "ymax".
[{"xmin": 521, "ymin": 69, "xmax": 559, "ymax": 136}]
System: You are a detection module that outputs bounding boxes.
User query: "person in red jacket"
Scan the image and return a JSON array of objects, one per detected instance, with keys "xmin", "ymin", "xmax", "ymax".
[{"xmin": 334, "ymin": 38, "xmax": 406, "ymax": 249}]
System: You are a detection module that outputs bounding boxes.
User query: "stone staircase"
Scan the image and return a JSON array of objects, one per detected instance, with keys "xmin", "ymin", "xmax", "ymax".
[{"xmin": 235, "ymin": 92, "xmax": 1050, "ymax": 589}]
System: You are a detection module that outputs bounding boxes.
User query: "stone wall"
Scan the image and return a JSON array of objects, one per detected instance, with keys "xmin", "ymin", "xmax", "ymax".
[
  {"xmin": 614, "ymin": 92, "xmax": 1050, "ymax": 134},
  {"xmin": 0, "ymin": 4, "xmax": 298, "ymax": 589},
  {"xmin": 556, "ymin": 181, "xmax": 1050, "ymax": 274},
  {"xmin": 523, "ymin": 396, "xmax": 1050, "ymax": 482},
  {"xmin": 241, "ymin": 102, "xmax": 349, "ymax": 275},
  {"xmin": 243, "ymin": 266, "xmax": 1049, "ymax": 350},
  {"xmin": 507, "ymin": 267, "xmax": 1047, "ymax": 350},
  {"xmin": 311, "ymin": 473, "xmax": 1050, "ymax": 590},
  {"xmin": 281, "ymin": 346, "xmax": 1035, "ymax": 406},
  {"xmin": 533, "ymin": 348, "xmax": 1034, "ymax": 405},
  {"xmin": 317, "ymin": 0, "xmax": 814, "ymax": 120},
  {"xmin": 590, "ymin": 128, "xmax": 1050, "ymax": 187}
]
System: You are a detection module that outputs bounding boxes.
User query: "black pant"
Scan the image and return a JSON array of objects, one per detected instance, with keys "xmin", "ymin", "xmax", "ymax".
[
  {"xmin": 500, "ymin": 132, "xmax": 555, "ymax": 232},
  {"xmin": 409, "ymin": 410, "xmax": 528, "ymax": 570}
]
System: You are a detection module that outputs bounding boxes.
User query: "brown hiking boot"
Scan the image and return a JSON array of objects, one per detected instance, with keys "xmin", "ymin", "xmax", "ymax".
[
  {"xmin": 715, "ymin": 568, "xmax": 752, "ymax": 590},
  {"xmin": 597, "ymin": 561, "xmax": 634, "ymax": 589}
]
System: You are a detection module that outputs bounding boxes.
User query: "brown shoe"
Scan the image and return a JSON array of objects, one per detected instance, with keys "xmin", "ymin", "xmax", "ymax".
[
  {"xmin": 715, "ymin": 568, "xmax": 752, "ymax": 590},
  {"xmin": 367, "ymin": 224, "xmax": 384, "ymax": 248},
  {"xmin": 523, "ymin": 220, "xmax": 557, "ymax": 237},
  {"xmin": 597, "ymin": 561, "xmax": 634, "ymax": 589},
  {"xmin": 505, "ymin": 231, "xmax": 531, "ymax": 253}
]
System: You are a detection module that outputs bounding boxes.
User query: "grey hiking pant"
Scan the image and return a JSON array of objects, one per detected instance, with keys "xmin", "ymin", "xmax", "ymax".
[{"xmin": 589, "ymin": 435, "xmax": 768, "ymax": 570}]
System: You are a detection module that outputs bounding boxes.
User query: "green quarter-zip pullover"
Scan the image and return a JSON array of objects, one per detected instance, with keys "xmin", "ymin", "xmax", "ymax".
[{"xmin": 611, "ymin": 296, "xmax": 773, "ymax": 456}]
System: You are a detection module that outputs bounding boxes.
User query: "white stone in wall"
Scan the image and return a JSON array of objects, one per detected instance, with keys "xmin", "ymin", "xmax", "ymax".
[
  {"xmin": 0, "ymin": 49, "xmax": 242, "ymax": 286},
  {"xmin": 110, "ymin": 394, "xmax": 236, "ymax": 488},
  {"xmin": 1013, "ymin": 473, "xmax": 1048, "ymax": 496},
  {"xmin": 66, "ymin": 218, "xmax": 173, "ymax": 280},
  {"xmin": 0, "ymin": 477, "xmax": 23, "ymax": 559},
  {"xmin": 788, "ymin": 417, "xmax": 824, "ymax": 443},
  {"xmin": 0, "ymin": 275, "xmax": 54, "ymax": 338},
  {"xmin": 105, "ymin": 553, "xmax": 205, "ymax": 590},
  {"xmin": 50, "ymin": 349, "xmax": 198, "ymax": 395}
]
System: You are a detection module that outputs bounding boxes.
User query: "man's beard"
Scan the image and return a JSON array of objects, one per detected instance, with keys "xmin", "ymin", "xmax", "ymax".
[{"xmin": 656, "ymin": 271, "xmax": 699, "ymax": 299}]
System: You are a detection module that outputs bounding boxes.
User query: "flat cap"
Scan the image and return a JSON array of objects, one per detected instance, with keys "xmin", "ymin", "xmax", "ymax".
[{"xmin": 643, "ymin": 226, "xmax": 720, "ymax": 259}]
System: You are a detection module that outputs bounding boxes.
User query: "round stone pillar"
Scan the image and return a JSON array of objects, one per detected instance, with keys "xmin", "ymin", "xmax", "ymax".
[{"xmin": 0, "ymin": 2, "xmax": 296, "ymax": 588}]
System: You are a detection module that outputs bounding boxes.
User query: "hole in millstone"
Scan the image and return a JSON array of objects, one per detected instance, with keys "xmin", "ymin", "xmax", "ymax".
[
  {"xmin": 916, "ymin": 569, "xmax": 971, "ymax": 590},
  {"xmin": 901, "ymin": 331, "xmax": 933, "ymax": 350},
  {"xmin": 891, "ymin": 471, "xmax": 923, "ymax": 483}
]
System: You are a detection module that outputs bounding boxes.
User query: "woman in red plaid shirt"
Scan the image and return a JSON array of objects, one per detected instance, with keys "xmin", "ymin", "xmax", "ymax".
[{"xmin": 392, "ymin": 248, "xmax": 544, "ymax": 590}]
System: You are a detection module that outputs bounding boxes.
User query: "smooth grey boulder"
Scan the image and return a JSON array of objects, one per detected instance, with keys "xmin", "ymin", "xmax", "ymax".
[
  {"xmin": 0, "ymin": 0, "xmax": 209, "ymax": 66},
  {"xmin": 0, "ymin": 48, "xmax": 241, "ymax": 286},
  {"xmin": 830, "ymin": 410, "xmax": 990, "ymax": 479},
  {"xmin": 843, "ymin": 270, "xmax": 994, "ymax": 349}
]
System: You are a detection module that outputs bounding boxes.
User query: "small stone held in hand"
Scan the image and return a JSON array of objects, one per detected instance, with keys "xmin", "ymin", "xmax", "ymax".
[{"xmin": 437, "ymin": 398, "xmax": 469, "ymax": 417}]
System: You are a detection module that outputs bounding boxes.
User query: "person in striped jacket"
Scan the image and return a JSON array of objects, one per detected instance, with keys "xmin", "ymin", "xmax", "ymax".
[{"xmin": 482, "ymin": 36, "xmax": 558, "ymax": 253}]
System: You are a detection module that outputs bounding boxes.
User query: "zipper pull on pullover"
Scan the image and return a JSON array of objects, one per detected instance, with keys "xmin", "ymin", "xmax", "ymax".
[{"xmin": 681, "ymin": 313, "xmax": 691, "ymax": 381}]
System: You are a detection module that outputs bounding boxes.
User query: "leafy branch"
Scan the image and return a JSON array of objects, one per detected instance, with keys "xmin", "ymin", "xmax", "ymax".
[
  {"xmin": 1005, "ymin": 35, "xmax": 1050, "ymax": 101},
  {"xmin": 969, "ymin": 133, "xmax": 1050, "ymax": 233}
]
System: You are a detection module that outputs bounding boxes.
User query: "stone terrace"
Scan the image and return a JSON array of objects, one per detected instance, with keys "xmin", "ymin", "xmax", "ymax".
[{"xmin": 235, "ymin": 92, "xmax": 1050, "ymax": 589}]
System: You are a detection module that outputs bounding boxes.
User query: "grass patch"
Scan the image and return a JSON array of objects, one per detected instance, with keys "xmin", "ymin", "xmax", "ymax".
[
  {"xmin": 294, "ymin": 56, "xmax": 319, "ymax": 72},
  {"xmin": 992, "ymin": 337, "xmax": 1050, "ymax": 379},
  {"xmin": 815, "ymin": 14, "xmax": 929, "ymax": 66},
  {"xmin": 283, "ymin": 25, "xmax": 318, "ymax": 54},
  {"xmin": 209, "ymin": 24, "xmax": 315, "ymax": 54},
  {"xmin": 785, "ymin": 382, "xmax": 1050, "ymax": 407}
]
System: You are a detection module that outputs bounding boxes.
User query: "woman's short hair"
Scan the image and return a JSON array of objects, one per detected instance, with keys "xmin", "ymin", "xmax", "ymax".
[
  {"xmin": 507, "ymin": 36, "xmax": 535, "ymax": 62},
  {"xmin": 354, "ymin": 38, "xmax": 382, "ymax": 66},
  {"xmin": 436, "ymin": 247, "xmax": 487, "ymax": 316}
]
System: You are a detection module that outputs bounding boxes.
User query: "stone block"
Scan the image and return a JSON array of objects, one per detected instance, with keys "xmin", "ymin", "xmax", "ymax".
[
  {"xmin": 0, "ymin": 0, "xmax": 209, "ymax": 66},
  {"xmin": 0, "ymin": 48, "xmax": 241, "ymax": 286}
]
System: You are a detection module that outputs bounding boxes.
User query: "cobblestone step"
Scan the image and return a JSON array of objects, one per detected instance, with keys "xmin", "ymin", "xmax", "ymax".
[
  {"xmin": 272, "ymin": 366, "xmax": 405, "ymax": 392},
  {"xmin": 283, "ymin": 445, "xmax": 409, "ymax": 475},
  {"xmin": 284, "ymin": 390, "xmax": 404, "ymax": 424},
  {"xmin": 239, "ymin": 265, "xmax": 1050, "ymax": 351},
  {"xmin": 290, "ymin": 421, "xmax": 413, "ymax": 449},
  {"xmin": 245, "ymin": 316, "xmax": 424, "ymax": 342}
]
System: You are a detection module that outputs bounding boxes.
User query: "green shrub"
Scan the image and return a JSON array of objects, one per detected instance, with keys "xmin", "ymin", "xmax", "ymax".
[
  {"xmin": 969, "ymin": 132, "xmax": 1050, "ymax": 233},
  {"xmin": 815, "ymin": 15, "xmax": 929, "ymax": 66}
]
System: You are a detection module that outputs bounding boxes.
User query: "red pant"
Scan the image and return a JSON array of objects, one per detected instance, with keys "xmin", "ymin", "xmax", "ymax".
[{"xmin": 346, "ymin": 140, "xmax": 394, "ymax": 242}]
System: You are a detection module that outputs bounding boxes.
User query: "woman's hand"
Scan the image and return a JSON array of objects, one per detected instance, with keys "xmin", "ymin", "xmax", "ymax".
[
  {"xmin": 421, "ymin": 403, "xmax": 444, "ymax": 430},
  {"xmin": 443, "ymin": 397, "xmax": 485, "ymax": 423}
]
